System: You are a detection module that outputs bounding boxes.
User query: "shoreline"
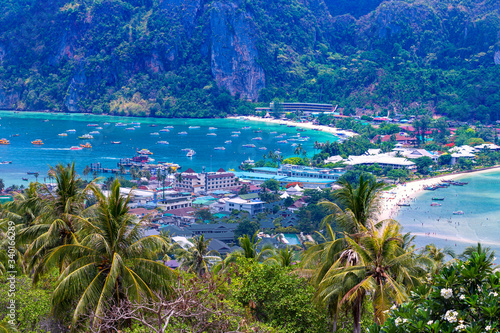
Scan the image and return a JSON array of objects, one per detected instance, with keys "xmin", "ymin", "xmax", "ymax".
[
  {"xmin": 227, "ymin": 115, "xmax": 358, "ymax": 138},
  {"xmin": 378, "ymin": 165, "xmax": 500, "ymax": 221}
]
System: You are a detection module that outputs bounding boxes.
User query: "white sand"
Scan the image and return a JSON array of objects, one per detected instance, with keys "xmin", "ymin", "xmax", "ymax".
[
  {"xmin": 227, "ymin": 116, "xmax": 358, "ymax": 138},
  {"xmin": 378, "ymin": 166, "xmax": 500, "ymax": 221}
]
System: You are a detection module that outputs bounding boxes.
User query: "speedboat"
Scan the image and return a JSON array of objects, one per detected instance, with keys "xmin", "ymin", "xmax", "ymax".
[
  {"xmin": 209, "ymin": 127, "xmax": 217, "ymax": 130},
  {"xmin": 157, "ymin": 141, "xmax": 169, "ymax": 145},
  {"xmin": 225, "ymin": 140, "xmax": 232, "ymax": 144},
  {"xmin": 70, "ymin": 146, "xmax": 83, "ymax": 150},
  {"xmin": 87, "ymin": 124, "xmax": 98, "ymax": 127},
  {"xmin": 150, "ymin": 132, "xmax": 160, "ymax": 136},
  {"xmin": 291, "ymin": 143, "xmax": 298, "ymax": 147},
  {"xmin": 232, "ymin": 131, "xmax": 241, "ymax": 134},
  {"xmin": 277, "ymin": 140, "xmax": 288, "ymax": 144},
  {"xmin": 78, "ymin": 134, "xmax": 94, "ymax": 139},
  {"xmin": 125, "ymin": 127, "xmax": 135, "ymax": 131},
  {"xmin": 66, "ymin": 129, "xmax": 76, "ymax": 133},
  {"xmin": 115, "ymin": 123, "xmax": 126, "ymax": 127},
  {"xmin": 270, "ymin": 131, "xmax": 277, "ymax": 134},
  {"xmin": 242, "ymin": 126, "xmax": 251, "ymax": 130},
  {"xmin": 96, "ymin": 127, "xmax": 103, "ymax": 130},
  {"xmin": 253, "ymin": 130, "xmax": 262, "ymax": 133},
  {"xmin": 181, "ymin": 148, "xmax": 192, "ymax": 151},
  {"xmin": 431, "ymin": 203, "xmax": 442, "ymax": 207},
  {"xmin": 259, "ymin": 147, "xmax": 267, "ymax": 150},
  {"xmin": 103, "ymin": 122, "xmax": 110, "ymax": 125},
  {"xmin": 432, "ymin": 197, "xmax": 445, "ymax": 201},
  {"xmin": 214, "ymin": 147, "xmax": 225, "ymax": 150},
  {"xmin": 80, "ymin": 143, "xmax": 92, "ymax": 148},
  {"xmin": 165, "ymin": 126, "xmax": 174, "ymax": 129},
  {"xmin": 160, "ymin": 129, "xmax": 169, "ymax": 132},
  {"xmin": 89, "ymin": 131, "xmax": 99, "ymax": 134},
  {"xmin": 138, "ymin": 148, "xmax": 153, "ymax": 155},
  {"xmin": 231, "ymin": 134, "xmax": 239, "ymax": 137},
  {"xmin": 178, "ymin": 131, "xmax": 188, "ymax": 135},
  {"xmin": 242, "ymin": 144, "xmax": 256, "ymax": 148},
  {"xmin": 189, "ymin": 126, "xmax": 200, "ymax": 129},
  {"xmin": 453, "ymin": 211, "xmax": 464, "ymax": 215},
  {"xmin": 252, "ymin": 137, "xmax": 262, "ymax": 140},
  {"xmin": 207, "ymin": 133, "xmax": 217, "ymax": 136},
  {"xmin": 0, "ymin": 161, "xmax": 12, "ymax": 164},
  {"xmin": 186, "ymin": 149, "xmax": 196, "ymax": 157},
  {"xmin": 11, "ymin": 134, "xmax": 20, "ymax": 137},
  {"xmin": 31, "ymin": 139, "xmax": 44, "ymax": 145},
  {"xmin": 111, "ymin": 141, "xmax": 121, "ymax": 144},
  {"xmin": 0, "ymin": 138, "xmax": 10, "ymax": 145},
  {"xmin": 131, "ymin": 122, "xmax": 141, "ymax": 126}
]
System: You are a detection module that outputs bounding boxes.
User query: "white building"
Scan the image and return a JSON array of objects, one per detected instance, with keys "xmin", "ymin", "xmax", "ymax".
[
  {"xmin": 175, "ymin": 168, "xmax": 236, "ymax": 193},
  {"xmin": 449, "ymin": 145, "xmax": 477, "ymax": 165},
  {"xmin": 224, "ymin": 197, "xmax": 264, "ymax": 215},
  {"xmin": 344, "ymin": 153, "xmax": 416, "ymax": 170}
]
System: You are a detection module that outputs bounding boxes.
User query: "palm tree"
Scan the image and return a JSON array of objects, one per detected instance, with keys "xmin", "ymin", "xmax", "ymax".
[
  {"xmin": 235, "ymin": 233, "xmax": 274, "ymax": 262},
  {"xmin": 317, "ymin": 221, "xmax": 424, "ymax": 331},
  {"xmin": 40, "ymin": 179, "xmax": 175, "ymax": 328},
  {"xmin": 266, "ymin": 245, "xmax": 295, "ymax": 267},
  {"xmin": 422, "ymin": 244, "xmax": 456, "ymax": 274},
  {"xmin": 320, "ymin": 176, "xmax": 385, "ymax": 234},
  {"xmin": 19, "ymin": 162, "xmax": 93, "ymax": 277},
  {"xmin": 82, "ymin": 165, "xmax": 91, "ymax": 181},
  {"xmin": 459, "ymin": 243, "xmax": 495, "ymax": 262},
  {"xmin": 177, "ymin": 235, "xmax": 220, "ymax": 276}
]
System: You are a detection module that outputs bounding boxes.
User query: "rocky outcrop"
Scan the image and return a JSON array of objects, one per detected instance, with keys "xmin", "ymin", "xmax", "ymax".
[
  {"xmin": 64, "ymin": 68, "xmax": 87, "ymax": 112},
  {"xmin": 210, "ymin": 1, "xmax": 265, "ymax": 101}
]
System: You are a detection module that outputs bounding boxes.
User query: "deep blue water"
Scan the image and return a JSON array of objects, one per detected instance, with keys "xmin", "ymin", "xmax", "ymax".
[{"xmin": 0, "ymin": 111, "xmax": 336, "ymax": 186}]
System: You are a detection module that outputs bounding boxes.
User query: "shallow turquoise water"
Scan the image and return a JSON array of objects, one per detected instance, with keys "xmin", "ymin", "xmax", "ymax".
[
  {"xmin": 0, "ymin": 111, "xmax": 336, "ymax": 186},
  {"xmin": 396, "ymin": 170, "xmax": 500, "ymax": 263}
]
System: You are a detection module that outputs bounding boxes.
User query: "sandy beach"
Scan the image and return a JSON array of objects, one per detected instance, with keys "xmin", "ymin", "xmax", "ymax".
[
  {"xmin": 378, "ymin": 166, "xmax": 500, "ymax": 221},
  {"xmin": 228, "ymin": 115, "xmax": 358, "ymax": 138}
]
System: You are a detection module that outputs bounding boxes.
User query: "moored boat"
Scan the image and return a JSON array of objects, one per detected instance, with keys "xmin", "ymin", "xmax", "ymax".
[
  {"xmin": 58, "ymin": 133, "xmax": 68, "ymax": 137},
  {"xmin": 160, "ymin": 129, "xmax": 169, "ymax": 132},
  {"xmin": 125, "ymin": 127, "xmax": 135, "ymax": 131},
  {"xmin": 241, "ymin": 126, "xmax": 251, "ymax": 130},
  {"xmin": 431, "ymin": 203, "xmax": 442, "ymax": 207},
  {"xmin": 31, "ymin": 139, "xmax": 44, "ymax": 145},
  {"xmin": 150, "ymin": 132, "xmax": 160, "ymax": 136},
  {"xmin": 87, "ymin": 123, "xmax": 98, "ymax": 127},
  {"xmin": 138, "ymin": 148, "xmax": 153, "ymax": 155},
  {"xmin": 453, "ymin": 210, "xmax": 464, "ymax": 215},
  {"xmin": 66, "ymin": 129, "xmax": 76, "ymax": 133},
  {"xmin": 78, "ymin": 134, "xmax": 94, "ymax": 139},
  {"xmin": 224, "ymin": 140, "xmax": 232, "ymax": 144},
  {"xmin": 178, "ymin": 131, "xmax": 188, "ymax": 135},
  {"xmin": 214, "ymin": 147, "xmax": 225, "ymax": 150},
  {"xmin": 242, "ymin": 144, "xmax": 256, "ymax": 148},
  {"xmin": 207, "ymin": 133, "xmax": 217, "ymax": 136},
  {"xmin": 259, "ymin": 147, "xmax": 268, "ymax": 150},
  {"xmin": 0, "ymin": 138, "xmax": 10, "ymax": 145},
  {"xmin": 157, "ymin": 141, "xmax": 169, "ymax": 145},
  {"xmin": 186, "ymin": 149, "xmax": 196, "ymax": 157},
  {"xmin": 432, "ymin": 197, "xmax": 445, "ymax": 201},
  {"xmin": 80, "ymin": 143, "xmax": 92, "ymax": 148},
  {"xmin": 209, "ymin": 127, "xmax": 217, "ymax": 130},
  {"xmin": 188, "ymin": 126, "xmax": 200, "ymax": 129},
  {"xmin": 252, "ymin": 137, "xmax": 262, "ymax": 140}
]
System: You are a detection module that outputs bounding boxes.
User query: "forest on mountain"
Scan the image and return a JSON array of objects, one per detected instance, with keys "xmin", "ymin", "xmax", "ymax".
[{"xmin": 0, "ymin": 0, "xmax": 499, "ymax": 120}]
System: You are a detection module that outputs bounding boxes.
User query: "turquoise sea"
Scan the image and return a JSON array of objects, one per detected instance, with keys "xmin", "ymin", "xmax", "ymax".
[
  {"xmin": 0, "ymin": 111, "xmax": 336, "ymax": 186},
  {"xmin": 396, "ymin": 170, "xmax": 500, "ymax": 263}
]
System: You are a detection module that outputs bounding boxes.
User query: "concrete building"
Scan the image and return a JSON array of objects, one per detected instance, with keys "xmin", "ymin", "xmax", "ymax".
[
  {"xmin": 157, "ymin": 190, "xmax": 192, "ymax": 211},
  {"xmin": 175, "ymin": 168, "xmax": 236, "ymax": 193},
  {"xmin": 224, "ymin": 197, "xmax": 265, "ymax": 215},
  {"xmin": 344, "ymin": 154, "xmax": 416, "ymax": 170}
]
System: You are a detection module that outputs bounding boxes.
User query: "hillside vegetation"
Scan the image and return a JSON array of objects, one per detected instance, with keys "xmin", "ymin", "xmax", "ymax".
[{"xmin": 0, "ymin": 0, "xmax": 499, "ymax": 120}]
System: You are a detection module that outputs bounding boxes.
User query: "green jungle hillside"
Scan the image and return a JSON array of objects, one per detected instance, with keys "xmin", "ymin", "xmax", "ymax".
[{"xmin": 0, "ymin": 0, "xmax": 499, "ymax": 120}]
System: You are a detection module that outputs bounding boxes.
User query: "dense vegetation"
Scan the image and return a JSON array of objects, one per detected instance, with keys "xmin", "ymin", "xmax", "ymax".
[{"xmin": 0, "ymin": 0, "xmax": 499, "ymax": 121}]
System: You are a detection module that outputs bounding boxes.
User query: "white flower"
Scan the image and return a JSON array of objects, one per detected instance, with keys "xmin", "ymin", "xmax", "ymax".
[
  {"xmin": 486, "ymin": 326, "xmax": 492, "ymax": 331},
  {"xmin": 402, "ymin": 319, "xmax": 408, "ymax": 323},
  {"xmin": 395, "ymin": 317, "xmax": 402, "ymax": 326},
  {"xmin": 441, "ymin": 288, "xmax": 453, "ymax": 299},
  {"xmin": 455, "ymin": 323, "xmax": 466, "ymax": 331},
  {"xmin": 489, "ymin": 292, "xmax": 498, "ymax": 297},
  {"xmin": 444, "ymin": 310, "xmax": 458, "ymax": 323},
  {"xmin": 460, "ymin": 287, "xmax": 466, "ymax": 293},
  {"xmin": 427, "ymin": 320, "xmax": 434, "ymax": 325},
  {"xmin": 459, "ymin": 294, "xmax": 466, "ymax": 300},
  {"xmin": 391, "ymin": 304, "xmax": 397, "ymax": 310}
]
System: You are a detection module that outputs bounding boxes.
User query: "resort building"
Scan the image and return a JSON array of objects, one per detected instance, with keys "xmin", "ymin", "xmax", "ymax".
[
  {"xmin": 185, "ymin": 223, "xmax": 238, "ymax": 243},
  {"xmin": 224, "ymin": 197, "xmax": 265, "ymax": 215},
  {"xmin": 255, "ymin": 102, "xmax": 334, "ymax": 114},
  {"xmin": 175, "ymin": 168, "xmax": 236, "ymax": 193},
  {"xmin": 157, "ymin": 190, "xmax": 192, "ymax": 211},
  {"xmin": 393, "ymin": 148, "xmax": 439, "ymax": 162},
  {"xmin": 449, "ymin": 145, "xmax": 477, "ymax": 165},
  {"xmin": 344, "ymin": 153, "xmax": 416, "ymax": 170}
]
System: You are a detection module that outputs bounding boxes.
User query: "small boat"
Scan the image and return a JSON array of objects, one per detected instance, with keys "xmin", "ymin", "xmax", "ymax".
[
  {"xmin": 157, "ymin": 141, "xmax": 169, "ymax": 145},
  {"xmin": 242, "ymin": 126, "xmax": 251, "ymax": 130},
  {"xmin": 42, "ymin": 119, "xmax": 49, "ymax": 122},
  {"xmin": 11, "ymin": 134, "xmax": 20, "ymax": 137},
  {"xmin": 431, "ymin": 203, "xmax": 442, "ymax": 207},
  {"xmin": 181, "ymin": 148, "xmax": 192, "ymax": 151},
  {"xmin": 270, "ymin": 131, "xmax": 277, "ymax": 134},
  {"xmin": 96, "ymin": 127, "xmax": 103, "ymax": 130},
  {"xmin": 232, "ymin": 131, "xmax": 241, "ymax": 134},
  {"xmin": 80, "ymin": 143, "xmax": 92, "ymax": 148},
  {"xmin": 89, "ymin": 131, "xmax": 99, "ymax": 134},
  {"xmin": 58, "ymin": 133, "xmax": 68, "ymax": 137},
  {"xmin": 189, "ymin": 126, "xmax": 200, "ymax": 129},
  {"xmin": 78, "ymin": 134, "xmax": 94, "ymax": 139},
  {"xmin": 131, "ymin": 122, "xmax": 141, "ymax": 126},
  {"xmin": 297, "ymin": 128, "xmax": 306, "ymax": 132},
  {"xmin": 224, "ymin": 140, "xmax": 232, "ymax": 144},
  {"xmin": 277, "ymin": 140, "xmax": 288, "ymax": 144},
  {"xmin": 209, "ymin": 127, "xmax": 217, "ymax": 130},
  {"xmin": 125, "ymin": 127, "xmax": 135, "ymax": 131},
  {"xmin": 115, "ymin": 123, "xmax": 126, "ymax": 127},
  {"xmin": 138, "ymin": 148, "xmax": 153, "ymax": 155},
  {"xmin": 397, "ymin": 203, "xmax": 410, "ymax": 207},
  {"xmin": 22, "ymin": 177, "xmax": 28, "ymax": 181},
  {"xmin": 104, "ymin": 122, "xmax": 110, "ymax": 125},
  {"xmin": 432, "ymin": 197, "xmax": 445, "ymax": 201},
  {"xmin": 150, "ymin": 132, "xmax": 160, "ymax": 136},
  {"xmin": 150, "ymin": 124, "xmax": 157, "ymax": 127},
  {"xmin": 0, "ymin": 161, "xmax": 12, "ymax": 164},
  {"xmin": 259, "ymin": 147, "xmax": 268, "ymax": 150},
  {"xmin": 27, "ymin": 171, "xmax": 38, "ymax": 175},
  {"xmin": 252, "ymin": 137, "xmax": 262, "ymax": 140},
  {"xmin": 186, "ymin": 149, "xmax": 196, "ymax": 157},
  {"xmin": 207, "ymin": 133, "xmax": 217, "ymax": 136},
  {"xmin": 111, "ymin": 141, "xmax": 121, "ymax": 144},
  {"xmin": 254, "ymin": 130, "xmax": 262, "ymax": 133},
  {"xmin": 424, "ymin": 186, "xmax": 437, "ymax": 191},
  {"xmin": 31, "ymin": 139, "xmax": 44, "ymax": 145},
  {"xmin": 87, "ymin": 124, "xmax": 99, "ymax": 127},
  {"xmin": 231, "ymin": 134, "xmax": 239, "ymax": 137},
  {"xmin": 70, "ymin": 146, "xmax": 83, "ymax": 150},
  {"xmin": 0, "ymin": 138, "xmax": 10, "ymax": 145},
  {"xmin": 453, "ymin": 211, "xmax": 464, "ymax": 215},
  {"xmin": 66, "ymin": 129, "xmax": 76, "ymax": 133},
  {"xmin": 165, "ymin": 126, "xmax": 174, "ymax": 129},
  {"xmin": 214, "ymin": 147, "xmax": 225, "ymax": 150},
  {"xmin": 242, "ymin": 144, "xmax": 256, "ymax": 148},
  {"xmin": 178, "ymin": 131, "xmax": 188, "ymax": 135},
  {"xmin": 291, "ymin": 143, "xmax": 298, "ymax": 147},
  {"xmin": 160, "ymin": 129, "xmax": 170, "ymax": 132}
]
